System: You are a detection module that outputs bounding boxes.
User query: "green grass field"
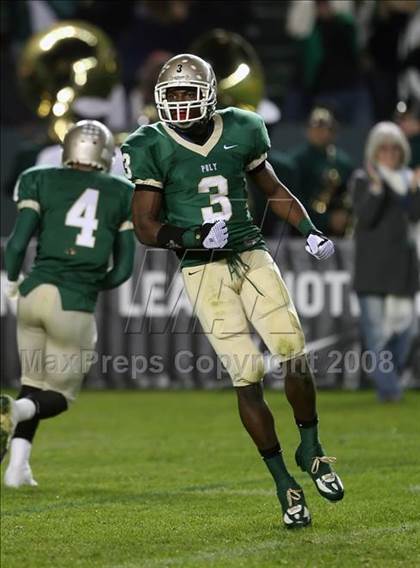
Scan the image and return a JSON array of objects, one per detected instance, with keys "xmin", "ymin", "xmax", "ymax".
[{"xmin": 1, "ymin": 390, "xmax": 419, "ymax": 568}]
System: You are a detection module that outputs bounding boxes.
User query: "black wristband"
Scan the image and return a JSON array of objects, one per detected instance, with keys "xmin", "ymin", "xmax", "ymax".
[
  {"xmin": 157, "ymin": 223, "xmax": 217, "ymax": 249},
  {"xmin": 156, "ymin": 224, "xmax": 186, "ymax": 249},
  {"xmin": 182, "ymin": 223, "xmax": 214, "ymax": 248}
]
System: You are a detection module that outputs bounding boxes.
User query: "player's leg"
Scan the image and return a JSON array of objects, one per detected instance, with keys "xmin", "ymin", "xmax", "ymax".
[
  {"xmin": 235, "ymin": 382, "xmax": 310, "ymax": 527},
  {"xmin": 240, "ymin": 250, "xmax": 344, "ymax": 502},
  {"xmin": 9, "ymin": 287, "xmax": 96, "ymax": 487},
  {"xmin": 358, "ymin": 295, "xmax": 402, "ymax": 401},
  {"xmin": 1, "ymin": 290, "xmax": 46, "ymax": 483},
  {"xmin": 2, "ymin": 287, "xmax": 68, "ymax": 485},
  {"xmin": 3, "ymin": 383, "xmax": 67, "ymax": 488},
  {"xmin": 41, "ymin": 285, "xmax": 97, "ymax": 407},
  {"xmin": 4, "ymin": 285, "xmax": 96, "ymax": 487},
  {"xmin": 182, "ymin": 262, "xmax": 310, "ymax": 528},
  {"xmin": 1, "ymin": 292, "xmax": 44, "ymax": 474},
  {"xmin": 285, "ymin": 355, "xmax": 344, "ymax": 501}
]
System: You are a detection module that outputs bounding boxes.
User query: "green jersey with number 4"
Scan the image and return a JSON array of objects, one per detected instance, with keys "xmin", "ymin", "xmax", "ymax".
[
  {"xmin": 121, "ymin": 107, "xmax": 270, "ymax": 267},
  {"xmin": 14, "ymin": 165, "xmax": 134, "ymax": 312}
]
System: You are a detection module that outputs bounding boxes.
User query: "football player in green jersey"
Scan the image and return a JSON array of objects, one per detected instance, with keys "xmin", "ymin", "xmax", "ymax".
[
  {"xmin": 0, "ymin": 120, "xmax": 135, "ymax": 487},
  {"xmin": 122, "ymin": 54, "xmax": 344, "ymax": 529}
]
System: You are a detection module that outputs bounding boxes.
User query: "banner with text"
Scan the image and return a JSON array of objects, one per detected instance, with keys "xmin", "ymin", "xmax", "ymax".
[{"xmin": 1, "ymin": 240, "xmax": 419, "ymax": 390}]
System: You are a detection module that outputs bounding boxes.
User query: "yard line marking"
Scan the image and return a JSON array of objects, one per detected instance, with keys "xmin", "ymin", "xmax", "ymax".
[
  {"xmin": 0, "ymin": 483, "xmax": 274, "ymax": 517},
  {"xmin": 4, "ymin": 483, "xmax": 419, "ymax": 518},
  {"xmin": 185, "ymin": 487, "xmax": 274, "ymax": 496}
]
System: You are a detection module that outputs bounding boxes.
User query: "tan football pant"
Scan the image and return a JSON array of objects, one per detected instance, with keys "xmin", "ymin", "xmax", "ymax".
[
  {"xmin": 17, "ymin": 284, "xmax": 97, "ymax": 403},
  {"xmin": 182, "ymin": 250, "xmax": 306, "ymax": 386}
]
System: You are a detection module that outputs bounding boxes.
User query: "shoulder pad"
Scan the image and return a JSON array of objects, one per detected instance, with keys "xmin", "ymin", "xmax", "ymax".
[
  {"xmin": 122, "ymin": 123, "xmax": 165, "ymax": 150},
  {"xmin": 218, "ymin": 106, "xmax": 263, "ymax": 128},
  {"xmin": 21, "ymin": 164, "xmax": 61, "ymax": 177}
]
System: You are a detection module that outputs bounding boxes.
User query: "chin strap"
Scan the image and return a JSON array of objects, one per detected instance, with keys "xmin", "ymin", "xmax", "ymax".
[{"xmin": 171, "ymin": 114, "xmax": 214, "ymax": 136}]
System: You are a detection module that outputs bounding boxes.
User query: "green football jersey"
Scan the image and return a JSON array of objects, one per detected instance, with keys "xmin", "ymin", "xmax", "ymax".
[
  {"xmin": 121, "ymin": 107, "xmax": 270, "ymax": 267},
  {"xmin": 14, "ymin": 165, "xmax": 134, "ymax": 312}
]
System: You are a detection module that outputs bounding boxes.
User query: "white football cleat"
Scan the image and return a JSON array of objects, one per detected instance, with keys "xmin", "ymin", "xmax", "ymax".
[
  {"xmin": 0, "ymin": 395, "xmax": 18, "ymax": 463},
  {"xmin": 4, "ymin": 463, "xmax": 38, "ymax": 488}
]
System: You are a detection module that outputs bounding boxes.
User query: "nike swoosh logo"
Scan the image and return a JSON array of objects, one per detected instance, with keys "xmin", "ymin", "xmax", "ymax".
[
  {"xmin": 223, "ymin": 144, "xmax": 238, "ymax": 150},
  {"xmin": 188, "ymin": 270, "xmax": 203, "ymax": 276}
]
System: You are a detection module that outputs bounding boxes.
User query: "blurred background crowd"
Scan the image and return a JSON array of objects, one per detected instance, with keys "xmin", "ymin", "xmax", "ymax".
[
  {"xmin": 1, "ymin": 0, "xmax": 419, "ymax": 237},
  {"xmin": 1, "ymin": 0, "xmax": 419, "ymax": 394}
]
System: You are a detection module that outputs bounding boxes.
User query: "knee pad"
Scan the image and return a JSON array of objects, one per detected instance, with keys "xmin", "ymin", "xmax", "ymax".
[{"xmin": 27, "ymin": 390, "xmax": 68, "ymax": 419}]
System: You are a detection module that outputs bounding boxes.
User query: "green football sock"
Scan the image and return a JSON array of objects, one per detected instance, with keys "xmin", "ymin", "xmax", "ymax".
[
  {"xmin": 260, "ymin": 445, "xmax": 294, "ymax": 489},
  {"xmin": 296, "ymin": 416, "xmax": 320, "ymax": 448}
]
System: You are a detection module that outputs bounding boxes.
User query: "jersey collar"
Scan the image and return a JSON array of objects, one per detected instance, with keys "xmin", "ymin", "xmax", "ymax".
[{"xmin": 162, "ymin": 114, "xmax": 223, "ymax": 157}]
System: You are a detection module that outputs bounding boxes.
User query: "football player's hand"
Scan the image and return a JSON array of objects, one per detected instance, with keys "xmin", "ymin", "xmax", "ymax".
[
  {"xmin": 5, "ymin": 277, "xmax": 23, "ymax": 299},
  {"xmin": 305, "ymin": 230, "xmax": 334, "ymax": 260},
  {"xmin": 201, "ymin": 220, "xmax": 229, "ymax": 249}
]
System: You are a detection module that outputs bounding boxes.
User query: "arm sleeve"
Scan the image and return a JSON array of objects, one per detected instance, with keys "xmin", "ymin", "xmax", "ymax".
[
  {"xmin": 5, "ymin": 208, "xmax": 40, "ymax": 281},
  {"xmin": 121, "ymin": 136, "xmax": 164, "ymax": 191},
  {"xmin": 13, "ymin": 169, "xmax": 41, "ymax": 213},
  {"xmin": 118, "ymin": 185, "xmax": 134, "ymax": 233},
  {"xmin": 246, "ymin": 114, "xmax": 271, "ymax": 172},
  {"xmin": 100, "ymin": 187, "xmax": 135, "ymax": 290},
  {"xmin": 100, "ymin": 231, "xmax": 135, "ymax": 290}
]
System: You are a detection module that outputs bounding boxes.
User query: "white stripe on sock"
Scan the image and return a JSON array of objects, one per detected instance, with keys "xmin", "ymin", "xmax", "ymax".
[{"xmin": 15, "ymin": 398, "xmax": 37, "ymax": 422}]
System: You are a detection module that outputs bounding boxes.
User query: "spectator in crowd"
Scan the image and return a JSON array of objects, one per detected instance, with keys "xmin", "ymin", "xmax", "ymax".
[
  {"xmin": 352, "ymin": 122, "xmax": 420, "ymax": 402},
  {"xmin": 394, "ymin": 99, "xmax": 420, "ymax": 168},
  {"xmin": 397, "ymin": 7, "xmax": 420, "ymax": 106},
  {"xmin": 365, "ymin": 0, "xmax": 417, "ymax": 121},
  {"xmin": 289, "ymin": 107, "xmax": 354, "ymax": 236},
  {"xmin": 285, "ymin": 0, "xmax": 371, "ymax": 124}
]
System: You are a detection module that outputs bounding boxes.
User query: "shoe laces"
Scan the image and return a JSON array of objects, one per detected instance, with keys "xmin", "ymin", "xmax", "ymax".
[
  {"xmin": 311, "ymin": 456, "xmax": 336, "ymax": 474},
  {"xmin": 286, "ymin": 488, "xmax": 302, "ymax": 508}
]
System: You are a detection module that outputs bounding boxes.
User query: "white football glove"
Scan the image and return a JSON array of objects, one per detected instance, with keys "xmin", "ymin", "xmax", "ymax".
[
  {"xmin": 202, "ymin": 220, "xmax": 229, "ymax": 249},
  {"xmin": 305, "ymin": 231, "xmax": 335, "ymax": 260},
  {"xmin": 5, "ymin": 276, "xmax": 24, "ymax": 299}
]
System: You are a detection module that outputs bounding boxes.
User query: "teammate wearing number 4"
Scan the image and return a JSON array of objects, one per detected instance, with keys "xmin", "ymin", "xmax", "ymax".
[
  {"xmin": 1, "ymin": 121, "xmax": 134, "ymax": 487},
  {"xmin": 122, "ymin": 54, "xmax": 344, "ymax": 529}
]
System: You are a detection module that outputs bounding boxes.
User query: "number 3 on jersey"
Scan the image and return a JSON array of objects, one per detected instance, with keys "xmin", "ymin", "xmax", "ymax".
[
  {"xmin": 198, "ymin": 175, "xmax": 232, "ymax": 222},
  {"xmin": 65, "ymin": 189, "xmax": 99, "ymax": 248}
]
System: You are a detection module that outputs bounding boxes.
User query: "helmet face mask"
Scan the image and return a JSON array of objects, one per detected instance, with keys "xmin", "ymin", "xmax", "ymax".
[
  {"xmin": 62, "ymin": 120, "xmax": 115, "ymax": 172},
  {"xmin": 154, "ymin": 54, "xmax": 217, "ymax": 129}
]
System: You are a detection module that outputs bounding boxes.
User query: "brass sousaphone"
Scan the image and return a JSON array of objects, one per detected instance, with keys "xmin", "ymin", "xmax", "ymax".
[
  {"xmin": 191, "ymin": 29, "xmax": 264, "ymax": 112},
  {"xmin": 18, "ymin": 21, "xmax": 119, "ymax": 141}
]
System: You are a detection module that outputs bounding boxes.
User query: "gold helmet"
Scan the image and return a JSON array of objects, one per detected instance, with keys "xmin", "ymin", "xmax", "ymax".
[
  {"xmin": 18, "ymin": 21, "xmax": 119, "ymax": 141},
  {"xmin": 154, "ymin": 53, "xmax": 217, "ymax": 128},
  {"xmin": 191, "ymin": 29, "xmax": 264, "ymax": 112},
  {"xmin": 62, "ymin": 120, "xmax": 115, "ymax": 172}
]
